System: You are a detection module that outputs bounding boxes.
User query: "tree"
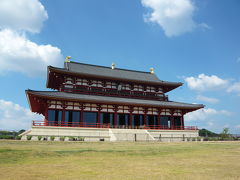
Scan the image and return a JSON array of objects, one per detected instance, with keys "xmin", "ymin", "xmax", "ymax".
[
  {"xmin": 18, "ymin": 129, "xmax": 25, "ymax": 135},
  {"xmin": 220, "ymin": 128, "xmax": 230, "ymax": 140},
  {"xmin": 199, "ymin": 128, "xmax": 219, "ymax": 137}
]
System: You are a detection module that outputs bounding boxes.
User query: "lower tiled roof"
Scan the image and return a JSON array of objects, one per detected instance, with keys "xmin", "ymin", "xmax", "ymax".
[{"xmin": 26, "ymin": 90, "xmax": 204, "ymax": 110}]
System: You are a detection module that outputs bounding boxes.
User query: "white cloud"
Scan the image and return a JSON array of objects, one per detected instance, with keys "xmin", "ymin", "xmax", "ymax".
[
  {"xmin": 227, "ymin": 82, "xmax": 240, "ymax": 96},
  {"xmin": 185, "ymin": 108, "xmax": 232, "ymax": 121},
  {"xmin": 141, "ymin": 0, "xmax": 206, "ymax": 37},
  {"xmin": 0, "ymin": 0, "xmax": 48, "ymax": 33},
  {"xmin": 196, "ymin": 95, "xmax": 219, "ymax": 104},
  {"xmin": 0, "ymin": 99, "xmax": 43, "ymax": 130},
  {"xmin": 0, "ymin": 0, "xmax": 64, "ymax": 76},
  {"xmin": 184, "ymin": 74, "xmax": 229, "ymax": 91},
  {"xmin": 0, "ymin": 29, "xmax": 63, "ymax": 76}
]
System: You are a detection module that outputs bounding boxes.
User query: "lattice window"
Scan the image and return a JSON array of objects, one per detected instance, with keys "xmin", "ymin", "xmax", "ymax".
[
  {"xmin": 173, "ymin": 109, "xmax": 182, "ymax": 116},
  {"xmin": 64, "ymin": 84, "xmax": 73, "ymax": 89},
  {"xmin": 106, "ymin": 81, "xmax": 117, "ymax": 88},
  {"xmin": 65, "ymin": 102, "xmax": 73, "ymax": 110},
  {"xmin": 65, "ymin": 77, "xmax": 73, "ymax": 84},
  {"xmin": 146, "ymin": 86, "xmax": 156, "ymax": 92},
  {"xmin": 157, "ymin": 87, "xmax": 163, "ymax": 93},
  {"xmin": 73, "ymin": 102, "xmax": 81, "ymax": 110},
  {"xmin": 147, "ymin": 107, "xmax": 158, "ymax": 115},
  {"xmin": 48, "ymin": 100, "xmax": 63, "ymax": 109},
  {"xmin": 133, "ymin": 84, "xmax": 144, "ymax": 91},
  {"xmin": 84, "ymin": 103, "xmax": 98, "ymax": 111},
  {"xmin": 75, "ymin": 78, "xmax": 88, "ymax": 85},
  {"xmin": 121, "ymin": 83, "xmax": 131, "ymax": 90},
  {"xmin": 101, "ymin": 104, "xmax": 114, "ymax": 113},
  {"xmin": 118, "ymin": 106, "xmax": 130, "ymax": 113},
  {"xmin": 91, "ymin": 80, "xmax": 103, "ymax": 87},
  {"xmin": 132, "ymin": 107, "xmax": 144, "ymax": 114},
  {"xmin": 160, "ymin": 109, "xmax": 171, "ymax": 115}
]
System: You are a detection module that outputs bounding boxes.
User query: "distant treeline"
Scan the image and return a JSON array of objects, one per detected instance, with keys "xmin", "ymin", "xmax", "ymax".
[
  {"xmin": 0, "ymin": 130, "xmax": 25, "ymax": 140},
  {"xmin": 199, "ymin": 128, "xmax": 240, "ymax": 141},
  {"xmin": 199, "ymin": 129, "xmax": 219, "ymax": 137}
]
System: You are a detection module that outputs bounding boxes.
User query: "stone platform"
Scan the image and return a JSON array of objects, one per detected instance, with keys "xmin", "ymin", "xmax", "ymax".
[{"xmin": 20, "ymin": 126, "xmax": 199, "ymax": 142}]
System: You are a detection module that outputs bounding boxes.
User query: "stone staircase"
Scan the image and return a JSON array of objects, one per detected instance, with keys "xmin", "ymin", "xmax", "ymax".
[{"xmin": 109, "ymin": 128, "xmax": 155, "ymax": 141}]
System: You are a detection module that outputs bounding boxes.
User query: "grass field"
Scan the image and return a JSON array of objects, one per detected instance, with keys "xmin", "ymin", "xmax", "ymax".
[{"xmin": 0, "ymin": 140, "xmax": 240, "ymax": 180}]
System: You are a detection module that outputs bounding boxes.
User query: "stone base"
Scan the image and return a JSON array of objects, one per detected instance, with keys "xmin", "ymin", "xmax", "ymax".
[{"xmin": 20, "ymin": 126, "xmax": 199, "ymax": 142}]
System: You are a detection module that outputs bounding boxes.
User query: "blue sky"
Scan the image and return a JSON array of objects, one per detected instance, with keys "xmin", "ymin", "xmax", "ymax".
[{"xmin": 0, "ymin": 0, "xmax": 239, "ymax": 133}]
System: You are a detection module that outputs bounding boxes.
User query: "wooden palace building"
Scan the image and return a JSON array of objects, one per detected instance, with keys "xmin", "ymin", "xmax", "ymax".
[{"xmin": 21, "ymin": 59, "xmax": 204, "ymax": 141}]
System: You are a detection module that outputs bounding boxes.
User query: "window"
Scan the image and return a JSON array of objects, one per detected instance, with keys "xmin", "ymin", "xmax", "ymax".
[
  {"xmin": 132, "ymin": 115, "xmax": 144, "ymax": 128},
  {"xmin": 83, "ymin": 112, "xmax": 97, "ymax": 127},
  {"xmin": 160, "ymin": 116, "xmax": 170, "ymax": 128},
  {"xmin": 117, "ymin": 114, "xmax": 129, "ymax": 127},
  {"xmin": 48, "ymin": 110, "xmax": 62, "ymax": 126},
  {"xmin": 174, "ymin": 116, "xmax": 182, "ymax": 128},
  {"xmin": 65, "ymin": 111, "xmax": 80, "ymax": 126},
  {"xmin": 100, "ymin": 113, "xmax": 113, "ymax": 127},
  {"xmin": 147, "ymin": 115, "xmax": 158, "ymax": 128}
]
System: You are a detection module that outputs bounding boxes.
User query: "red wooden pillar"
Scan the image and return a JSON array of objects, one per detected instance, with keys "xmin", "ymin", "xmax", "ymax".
[
  {"xmin": 114, "ymin": 111, "xmax": 117, "ymax": 128},
  {"xmin": 144, "ymin": 107, "xmax": 147, "ymax": 128},
  {"xmin": 80, "ymin": 110, "xmax": 83, "ymax": 127},
  {"xmin": 44, "ymin": 107, "xmax": 48, "ymax": 126},
  {"xmin": 98, "ymin": 110, "xmax": 101, "ymax": 128},
  {"xmin": 62, "ymin": 109, "xmax": 65, "ymax": 127},
  {"xmin": 170, "ymin": 110, "xmax": 174, "ymax": 129},
  {"xmin": 130, "ymin": 112, "xmax": 132, "ymax": 129},
  {"xmin": 181, "ymin": 110, "xmax": 185, "ymax": 130},
  {"xmin": 80, "ymin": 104, "xmax": 84, "ymax": 127},
  {"xmin": 144, "ymin": 114, "xmax": 147, "ymax": 128},
  {"xmin": 181, "ymin": 115, "xmax": 184, "ymax": 130},
  {"xmin": 158, "ymin": 108, "xmax": 161, "ymax": 129},
  {"xmin": 113, "ymin": 105, "xmax": 118, "ymax": 128},
  {"xmin": 61, "ymin": 101, "xmax": 65, "ymax": 127},
  {"xmin": 97, "ymin": 104, "xmax": 102, "ymax": 128},
  {"xmin": 129, "ymin": 106, "xmax": 133, "ymax": 129}
]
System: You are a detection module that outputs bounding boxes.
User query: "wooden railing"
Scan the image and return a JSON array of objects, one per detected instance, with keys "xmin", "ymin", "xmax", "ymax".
[
  {"xmin": 32, "ymin": 120, "xmax": 198, "ymax": 130},
  {"xmin": 60, "ymin": 85, "xmax": 168, "ymax": 101}
]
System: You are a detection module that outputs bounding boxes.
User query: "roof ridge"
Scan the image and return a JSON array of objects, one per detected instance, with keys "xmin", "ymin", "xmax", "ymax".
[{"xmin": 68, "ymin": 61, "xmax": 153, "ymax": 74}]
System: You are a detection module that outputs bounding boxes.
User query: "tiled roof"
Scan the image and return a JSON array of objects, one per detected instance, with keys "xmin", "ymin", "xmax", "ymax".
[
  {"xmin": 26, "ymin": 90, "xmax": 204, "ymax": 110},
  {"xmin": 48, "ymin": 61, "xmax": 183, "ymax": 86}
]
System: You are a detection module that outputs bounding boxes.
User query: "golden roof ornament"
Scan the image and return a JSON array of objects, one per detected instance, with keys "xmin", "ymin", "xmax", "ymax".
[
  {"xmin": 65, "ymin": 56, "xmax": 71, "ymax": 63},
  {"xmin": 111, "ymin": 63, "xmax": 115, "ymax": 70},
  {"xmin": 150, "ymin": 67, "xmax": 154, "ymax": 74}
]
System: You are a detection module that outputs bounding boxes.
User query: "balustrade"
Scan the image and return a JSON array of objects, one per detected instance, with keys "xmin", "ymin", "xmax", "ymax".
[{"xmin": 61, "ymin": 84, "xmax": 166, "ymax": 101}]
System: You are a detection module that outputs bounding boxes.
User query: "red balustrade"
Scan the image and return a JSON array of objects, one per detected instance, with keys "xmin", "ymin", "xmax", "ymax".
[{"xmin": 32, "ymin": 120, "xmax": 197, "ymax": 130}]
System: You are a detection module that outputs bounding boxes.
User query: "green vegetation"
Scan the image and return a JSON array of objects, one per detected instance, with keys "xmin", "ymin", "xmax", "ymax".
[
  {"xmin": 199, "ymin": 128, "xmax": 239, "ymax": 141},
  {"xmin": 0, "ymin": 140, "xmax": 239, "ymax": 180},
  {"xmin": 38, "ymin": 136, "xmax": 42, "ymax": 141},
  {"xmin": 220, "ymin": 128, "xmax": 230, "ymax": 139},
  {"xmin": 27, "ymin": 135, "xmax": 32, "ymax": 140},
  {"xmin": 50, "ymin": 136, "xmax": 55, "ymax": 141},
  {"xmin": 199, "ymin": 128, "xmax": 219, "ymax": 137},
  {"xmin": 0, "ymin": 130, "xmax": 25, "ymax": 139}
]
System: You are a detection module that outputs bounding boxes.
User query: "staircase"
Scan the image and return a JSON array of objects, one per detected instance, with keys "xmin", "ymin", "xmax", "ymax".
[{"xmin": 109, "ymin": 128, "xmax": 155, "ymax": 141}]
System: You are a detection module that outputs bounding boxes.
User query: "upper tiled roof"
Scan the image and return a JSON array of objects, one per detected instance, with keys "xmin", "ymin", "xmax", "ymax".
[
  {"xmin": 66, "ymin": 62, "xmax": 163, "ymax": 83},
  {"xmin": 26, "ymin": 90, "xmax": 204, "ymax": 110},
  {"xmin": 48, "ymin": 61, "xmax": 183, "ymax": 86}
]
